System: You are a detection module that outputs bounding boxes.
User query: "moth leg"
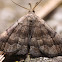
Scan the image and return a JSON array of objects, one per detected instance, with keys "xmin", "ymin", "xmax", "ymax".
[{"xmin": 25, "ymin": 53, "xmax": 30, "ymax": 62}]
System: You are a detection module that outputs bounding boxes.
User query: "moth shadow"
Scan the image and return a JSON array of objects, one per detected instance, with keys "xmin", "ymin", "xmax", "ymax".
[{"xmin": 3, "ymin": 55, "xmax": 26, "ymax": 62}]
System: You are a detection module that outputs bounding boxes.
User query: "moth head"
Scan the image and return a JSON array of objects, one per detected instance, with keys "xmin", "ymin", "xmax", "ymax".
[{"xmin": 11, "ymin": 0, "xmax": 42, "ymax": 13}]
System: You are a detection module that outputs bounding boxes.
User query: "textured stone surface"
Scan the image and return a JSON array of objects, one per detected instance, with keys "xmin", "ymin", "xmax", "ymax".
[{"xmin": 18, "ymin": 56, "xmax": 62, "ymax": 62}]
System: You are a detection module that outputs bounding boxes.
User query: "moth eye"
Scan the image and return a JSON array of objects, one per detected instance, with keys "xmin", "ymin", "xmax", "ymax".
[
  {"xmin": 33, "ymin": 10, "xmax": 35, "ymax": 13},
  {"xmin": 30, "ymin": 20, "xmax": 32, "ymax": 23}
]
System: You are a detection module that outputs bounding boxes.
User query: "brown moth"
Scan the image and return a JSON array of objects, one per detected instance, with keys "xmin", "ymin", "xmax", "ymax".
[{"xmin": 0, "ymin": 0, "xmax": 62, "ymax": 58}]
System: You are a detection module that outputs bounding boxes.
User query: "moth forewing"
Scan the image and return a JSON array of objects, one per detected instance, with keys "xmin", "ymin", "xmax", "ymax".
[{"xmin": 0, "ymin": 12, "xmax": 62, "ymax": 57}]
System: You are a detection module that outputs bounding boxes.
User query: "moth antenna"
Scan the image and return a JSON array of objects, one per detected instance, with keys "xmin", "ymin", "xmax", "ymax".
[
  {"xmin": 29, "ymin": 3, "xmax": 32, "ymax": 11},
  {"xmin": 32, "ymin": 0, "xmax": 42, "ymax": 11},
  {"xmin": 11, "ymin": 0, "xmax": 30, "ymax": 10}
]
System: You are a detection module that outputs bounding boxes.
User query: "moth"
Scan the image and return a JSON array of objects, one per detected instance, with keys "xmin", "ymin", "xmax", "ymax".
[{"xmin": 0, "ymin": 0, "xmax": 62, "ymax": 58}]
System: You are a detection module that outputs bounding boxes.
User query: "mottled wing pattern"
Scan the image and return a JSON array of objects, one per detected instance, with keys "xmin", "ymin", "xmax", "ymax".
[
  {"xmin": 0, "ymin": 14, "xmax": 30, "ymax": 55},
  {"xmin": 0, "ymin": 13, "xmax": 62, "ymax": 57},
  {"xmin": 29, "ymin": 13, "xmax": 62, "ymax": 57}
]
